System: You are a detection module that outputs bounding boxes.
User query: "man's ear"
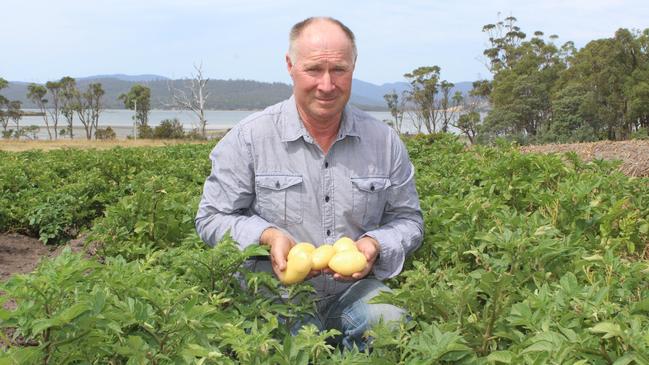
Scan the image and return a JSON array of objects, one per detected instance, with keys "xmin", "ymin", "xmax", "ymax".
[{"xmin": 285, "ymin": 54, "xmax": 293, "ymax": 74}]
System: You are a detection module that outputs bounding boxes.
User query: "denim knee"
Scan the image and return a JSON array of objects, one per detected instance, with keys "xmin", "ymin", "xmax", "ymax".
[{"xmin": 334, "ymin": 278, "xmax": 406, "ymax": 351}]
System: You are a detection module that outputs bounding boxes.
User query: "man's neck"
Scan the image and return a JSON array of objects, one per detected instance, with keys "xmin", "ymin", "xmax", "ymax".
[{"xmin": 297, "ymin": 107, "xmax": 342, "ymax": 154}]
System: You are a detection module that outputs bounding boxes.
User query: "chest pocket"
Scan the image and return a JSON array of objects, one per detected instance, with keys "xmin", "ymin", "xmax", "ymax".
[
  {"xmin": 256, "ymin": 174, "xmax": 303, "ymax": 225},
  {"xmin": 351, "ymin": 177, "xmax": 391, "ymax": 228}
]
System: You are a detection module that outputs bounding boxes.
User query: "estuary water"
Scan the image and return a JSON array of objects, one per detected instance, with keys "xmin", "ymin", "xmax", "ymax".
[{"xmin": 13, "ymin": 109, "xmax": 456, "ymax": 139}]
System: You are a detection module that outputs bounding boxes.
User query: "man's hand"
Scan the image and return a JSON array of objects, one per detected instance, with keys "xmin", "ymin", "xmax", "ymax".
[
  {"xmin": 331, "ymin": 236, "xmax": 380, "ymax": 282},
  {"xmin": 260, "ymin": 228, "xmax": 296, "ymax": 279}
]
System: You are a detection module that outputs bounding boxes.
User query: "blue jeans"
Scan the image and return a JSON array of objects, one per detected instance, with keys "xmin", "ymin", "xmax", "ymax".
[{"xmin": 292, "ymin": 278, "xmax": 406, "ymax": 351}]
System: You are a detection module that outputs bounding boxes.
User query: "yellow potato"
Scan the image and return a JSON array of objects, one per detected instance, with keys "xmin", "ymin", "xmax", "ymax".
[
  {"xmin": 311, "ymin": 244, "xmax": 336, "ymax": 269},
  {"xmin": 328, "ymin": 251, "xmax": 367, "ymax": 276},
  {"xmin": 288, "ymin": 242, "xmax": 316, "ymax": 261},
  {"xmin": 279, "ymin": 250, "xmax": 313, "ymax": 285},
  {"xmin": 333, "ymin": 237, "xmax": 357, "ymax": 253}
]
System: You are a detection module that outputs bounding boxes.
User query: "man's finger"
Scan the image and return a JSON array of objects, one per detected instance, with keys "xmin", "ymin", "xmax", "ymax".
[{"xmin": 271, "ymin": 249, "xmax": 287, "ymax": 271}]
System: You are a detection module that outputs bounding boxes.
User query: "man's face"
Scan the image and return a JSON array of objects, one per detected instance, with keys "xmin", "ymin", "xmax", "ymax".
[{"xmin": 286, "ymin": 21, "xmax": 355, "ymax": 124}]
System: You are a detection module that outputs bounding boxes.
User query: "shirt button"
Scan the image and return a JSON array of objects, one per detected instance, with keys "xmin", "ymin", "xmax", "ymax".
[
  {"xmin": 325, "ymin": 195, "xmax": 330, "ymax": 202},
  {"xmin": 326, "ymin": 230, "xmax": 331, "ymax": 236},
  {"xmin": 275, "ymin": 181, "xmax": 280, "ymax": 189},
  {"xmin": 370, "ymin": 184, "xmax": 375, "ymax": 191},
  {"xmin": 324, "ymin": 161, "xmax": 329, "ymax": 168}
]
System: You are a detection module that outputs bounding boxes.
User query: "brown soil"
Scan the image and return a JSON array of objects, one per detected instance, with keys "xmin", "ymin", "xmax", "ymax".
[
  {"xmin": 1, "ymin": 234, "xmax": 88, "ymax": 311},
  {"xmin": 520, "ymin": 139, "xmax": 649, "ymax": 177}
]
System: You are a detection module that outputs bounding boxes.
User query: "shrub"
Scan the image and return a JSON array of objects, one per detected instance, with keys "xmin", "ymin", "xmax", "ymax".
[
  {"xmin": 153, "ymin": 118, "xmax": 185, "ymax": 139},
  {"xmin": 95, "ymin": 126, "xmax": 116, "ymax": 140}
]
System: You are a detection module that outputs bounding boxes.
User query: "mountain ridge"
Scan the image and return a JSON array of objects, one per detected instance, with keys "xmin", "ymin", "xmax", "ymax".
[{"xmin": 2, "ymin": 74, "xmax": 475, "ymax": 111}]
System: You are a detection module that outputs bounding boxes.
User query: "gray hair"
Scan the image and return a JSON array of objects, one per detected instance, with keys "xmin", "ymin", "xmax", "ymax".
[{"xmin": 288, "ymin": 17, "xmax": 358, "ymax": 65}]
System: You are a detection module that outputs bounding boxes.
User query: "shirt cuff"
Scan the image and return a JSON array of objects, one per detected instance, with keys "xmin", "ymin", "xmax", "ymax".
[
  {"xmin": 232, "ymin": 215, "xmax": 277, "ymax": 249},
  {"xmin": 362, "ymin": 229, "xmax": 405, "ymax": 280}
]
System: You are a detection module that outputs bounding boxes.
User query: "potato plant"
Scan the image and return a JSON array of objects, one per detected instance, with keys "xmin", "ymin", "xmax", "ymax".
[{"xmin": 1, "ymin": 135, "xmax": 648, "ymax": 364}]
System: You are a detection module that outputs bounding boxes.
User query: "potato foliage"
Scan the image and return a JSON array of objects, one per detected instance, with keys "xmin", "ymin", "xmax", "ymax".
[{"xmin": 1, "ymin": 134, "xmax": 648, "ymax": 364}]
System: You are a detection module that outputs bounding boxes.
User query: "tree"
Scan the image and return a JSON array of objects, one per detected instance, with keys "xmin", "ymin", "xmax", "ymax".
[
  {"xmin": 480, "ymin": 16, "xmax": 567, "ymax": 142},
  {"xmin": 8, "ymin": 100, "xmax": 22, "ymax": 139},
  {"xmin": 168, "ymin": 64, "xmax": 210, "ymax": 137},
  {"xmin": 453, "ymin": 80, "xmax": 489, "ymax": 144},
  {"xmin": 438, "ymin": 81, "xmax": 463, "ymax": 133},
  {"xmin": 45, "ymin": 80, "xmax": 64, "ymax": 139},
  {"xmin": 0, "ymin": 77, "xmax": 9, "ymax": 134},
  {"xmin": 383, "ymin": 90, "xmax": 407, "ymax": 135},
  {"xmin": 119, "ymin": 84, "xmax": 151, "ymax": 138},
  {"xmin": 404, "ymin": 66, "xmax": 441, "ymax": 133},
  {"xmin": 74, "ymin": 83, "xmax": 105, "ymax": 140},
  {"xmin": 556, "ymin": 28, "xmax": 649, "ymax": 140},
  {"xmin": 60, "ymin": 77, "xmax": 77, "ymax": 139},
  {"xmin": 27, "ymin": 84, "xmax": 53, "ymax": 140}
]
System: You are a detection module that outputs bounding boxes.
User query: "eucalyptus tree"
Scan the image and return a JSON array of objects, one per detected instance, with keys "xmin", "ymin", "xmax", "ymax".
[
  {"xmin": 438, "ymin": 81, "xmax": 463, "ymax": 133},
  {"xmin": 8, "ymin": 100, "xmax": 22, "ymax": 139},
  {"xmin": 383, "ymin": 90, "xmax": 407, "ymax": 135},
  {"xmin": 556, "ymin": 28, "xmax": 649, "ymax": 140},
  {"xmin": 480, "ymin": 16, "xmax": 567, "ymax": 141},
  {"xmin": 119, "ymin": 84, "xmax": 151, "ymax": 138},
  {"xmin": 404, "ymin": 66, "xmax": 441, "ymax": 133},
  {"xmin": 60, "ymin": 77, "xmax": 77, "ymax": 139},
  {"xmin": 74, "ymin": 83, "xmax": 105, "ymax": 140},
  {"xmin": 27, "ymin": 84, "xmax": 53, "ymax": 139},
  {"xmin": 45, "ymin": 80, "xmax": 63, "ymax": 139},
  {"xmin": 0, "ymin": 77, "xmax": 9, "ymax": 134},
  {"xmin": 453, "ymin": 80, "xmax": 489, "ymax": 144}
]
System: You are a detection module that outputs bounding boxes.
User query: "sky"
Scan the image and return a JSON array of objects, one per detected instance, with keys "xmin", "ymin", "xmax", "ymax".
[{"xmin": 2, "ymin": 0, "xmax": 648, "ymax": 85}]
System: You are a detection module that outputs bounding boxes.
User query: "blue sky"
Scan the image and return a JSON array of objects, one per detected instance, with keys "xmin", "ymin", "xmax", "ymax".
[{"xmin": 2, "ymin": 0, "xmax": 647, "ymax": 85}]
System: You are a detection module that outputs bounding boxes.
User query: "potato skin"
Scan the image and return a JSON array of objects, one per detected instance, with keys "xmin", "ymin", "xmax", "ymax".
[
  {"xmin": 333, "ymin": 237, "xmax": 357, "ymax": 253},
  {"xmin": 280, "ymin": 248, "xmax": 313, "ymax": 284},
  {"xmin": 328, "ymin": 251, "xmax": 367, "ymax": 276},
  {"xmin": 312, "ymin": 244, "xmax": 336, "ymax": 269},
  {"xmin": 288, "ymin": 242, "xmax": 316, "ymax": 260}
]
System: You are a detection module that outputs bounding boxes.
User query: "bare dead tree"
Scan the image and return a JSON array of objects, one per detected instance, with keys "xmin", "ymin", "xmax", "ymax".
[{"xmin": 168, "ymin": 63, "xmax": 210, "ymax": 137}]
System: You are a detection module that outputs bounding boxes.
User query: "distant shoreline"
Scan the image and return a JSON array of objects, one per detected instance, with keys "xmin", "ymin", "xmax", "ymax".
[{"xmin": 11, "ymin": 125, "xmax": 229, "ymax": 140}]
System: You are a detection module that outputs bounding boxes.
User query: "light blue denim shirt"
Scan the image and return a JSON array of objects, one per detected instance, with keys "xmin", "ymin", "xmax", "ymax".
[{"xmin": 195, "ymin": 95, "xmax": 423, "ymax": 296}]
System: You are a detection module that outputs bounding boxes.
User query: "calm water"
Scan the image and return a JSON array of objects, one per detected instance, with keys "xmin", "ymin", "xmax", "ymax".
[{"xmin": 13, "ymin": 109, "xmax": 457, "ymax": 139}]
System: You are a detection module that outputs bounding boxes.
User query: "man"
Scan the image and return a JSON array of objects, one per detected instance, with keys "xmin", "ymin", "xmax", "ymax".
[{"xmin": 195, "ymin": 17, "xmax": 423, "ymax": 350}]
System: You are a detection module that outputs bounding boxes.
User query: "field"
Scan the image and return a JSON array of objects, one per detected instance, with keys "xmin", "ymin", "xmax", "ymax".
[{"xmin": 1, "ymin": 135, "xmax": 648, "ymax": 364}]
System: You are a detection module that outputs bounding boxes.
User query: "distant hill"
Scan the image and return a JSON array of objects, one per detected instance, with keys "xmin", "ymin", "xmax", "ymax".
[
  {"xmin": 76, "ymin": 74, "xmax": 170, "ymax": 82},
  {"xmin": 3, "ymin": 75, "xmax": 476, "ymax": 110}
]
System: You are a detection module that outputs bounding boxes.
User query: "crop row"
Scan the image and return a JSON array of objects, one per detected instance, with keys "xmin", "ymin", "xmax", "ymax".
[{"xmin": 1, "ymin": 134, "xmax": 648, "ymax": 364}]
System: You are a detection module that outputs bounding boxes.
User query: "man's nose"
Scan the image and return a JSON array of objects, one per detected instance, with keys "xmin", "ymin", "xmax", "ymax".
[{"xmin": 318, "ymin": 71, "xmax": 335, "ymax": 93}]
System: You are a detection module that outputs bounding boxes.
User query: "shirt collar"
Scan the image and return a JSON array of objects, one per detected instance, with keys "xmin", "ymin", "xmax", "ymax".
[{"xmin": 280, "ymin": 95, "xmax": 361, "ymax": 143}]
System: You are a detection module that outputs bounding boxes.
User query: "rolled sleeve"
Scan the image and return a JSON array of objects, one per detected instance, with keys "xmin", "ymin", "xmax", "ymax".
[{"xmin": 363, "ymin": 133, "xmax": 423, "ymax": 279}]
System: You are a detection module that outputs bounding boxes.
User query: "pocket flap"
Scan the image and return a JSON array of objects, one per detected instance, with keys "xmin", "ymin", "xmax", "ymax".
[
  {"xmin": 256, "ymin": 175, "xmax": 303, "ymax": 190},
  {"xmin": 351, "ymin": 177, "xmax": 391, "ymax": 193}
]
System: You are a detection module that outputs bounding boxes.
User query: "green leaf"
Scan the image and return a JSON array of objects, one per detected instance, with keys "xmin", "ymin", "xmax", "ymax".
[
  {"xmin": 521, "ymin": 341, "xmax": 554, "ymax": 354},
  {"xmin": 612, "ymin": 355, "xmax": 636, "ymax": 365},
  {"xmin": 639, "ymin": 223, "xmax": 648, "ymax": 234},
  {"xmin": 589, "ymin": 322, "xmax": 623, "ymax": 339},
  {"xmin": 487, "ymin": 351, "xmax": 513, "ymax": 364}
]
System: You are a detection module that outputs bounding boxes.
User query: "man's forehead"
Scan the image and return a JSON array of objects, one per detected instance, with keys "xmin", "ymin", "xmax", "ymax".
[
  {"xmin": 300, "ymin": 54, "xmax": 353, "ymax": 66},
  {"xmin": 297, "ymin": 21, "xmax": 352, "ymax": 50}
]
